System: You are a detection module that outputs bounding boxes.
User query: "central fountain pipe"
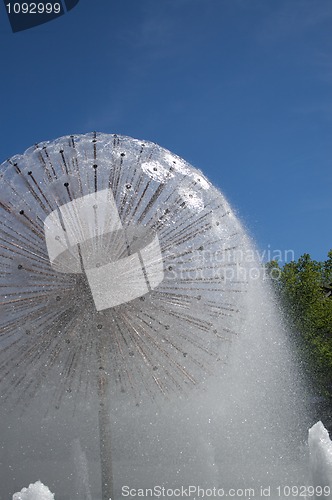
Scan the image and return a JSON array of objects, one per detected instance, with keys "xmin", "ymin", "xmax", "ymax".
[{"xmin": 98, "ymin": 335, "xmax": 114, "ymax": 500}]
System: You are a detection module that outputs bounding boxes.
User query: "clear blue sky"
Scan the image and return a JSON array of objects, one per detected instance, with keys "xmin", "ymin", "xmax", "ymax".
[{"xmin": 0, "ymin": 0, "xmax": 331, "ymax": 263}]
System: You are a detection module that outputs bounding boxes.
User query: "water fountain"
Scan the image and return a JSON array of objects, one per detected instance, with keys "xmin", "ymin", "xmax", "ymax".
[{"xmin": 0, "ymin": 133, "xmax": 330, "ymax": 499}]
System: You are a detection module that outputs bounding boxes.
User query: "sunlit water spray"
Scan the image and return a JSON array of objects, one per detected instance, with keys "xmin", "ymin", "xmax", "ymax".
[{"xmin": 0, "ymin": 133, "xmax": 329, "ymax": 499}]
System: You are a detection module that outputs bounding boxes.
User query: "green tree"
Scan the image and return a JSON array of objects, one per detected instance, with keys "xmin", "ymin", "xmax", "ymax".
[{"xmin": 267, "ymin": 251, "xmax": 332, "ymax": 396}]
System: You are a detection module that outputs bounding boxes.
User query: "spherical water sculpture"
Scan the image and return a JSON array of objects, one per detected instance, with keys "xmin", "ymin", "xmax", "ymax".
[
  {"xmin": 0, "ymin": 133, "xmax": 249, "ymax": 498},
  {"xmin": 0, "ymin": 132, "xmax": 247, "ymax": 405}
]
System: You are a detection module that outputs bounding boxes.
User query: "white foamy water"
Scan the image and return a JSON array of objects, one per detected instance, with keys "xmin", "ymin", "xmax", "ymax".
[
  {"xmin": 309, "ymin": 421, "xmax": 332, "ymax": 496},
  {"xmin": 12, "ymin": 481, "xmax": 54, "ymax": 500}
]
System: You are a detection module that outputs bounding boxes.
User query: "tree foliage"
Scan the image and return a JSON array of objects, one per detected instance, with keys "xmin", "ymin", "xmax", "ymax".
[{"xmin": 267, "ymin": 250, "xmax": 332, "ymax": 396}]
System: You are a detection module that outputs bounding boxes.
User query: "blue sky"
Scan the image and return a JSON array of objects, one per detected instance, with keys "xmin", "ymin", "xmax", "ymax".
[{"xmin": 0, "ymin": 0, "xmax": 331, "ymax": 263}]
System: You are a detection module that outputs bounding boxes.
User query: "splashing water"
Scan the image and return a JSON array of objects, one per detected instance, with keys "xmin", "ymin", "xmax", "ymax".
[
  {"xmin": 12, "ymin": 481, "xmax": 54, "ymax": 500},
  {"xmin": 309, "ymin": 421, "xmax": 332, "ymax": 494},
  {"xmin": 0, "ymin": 133, "xmax": 325, "ymax": 499}
]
